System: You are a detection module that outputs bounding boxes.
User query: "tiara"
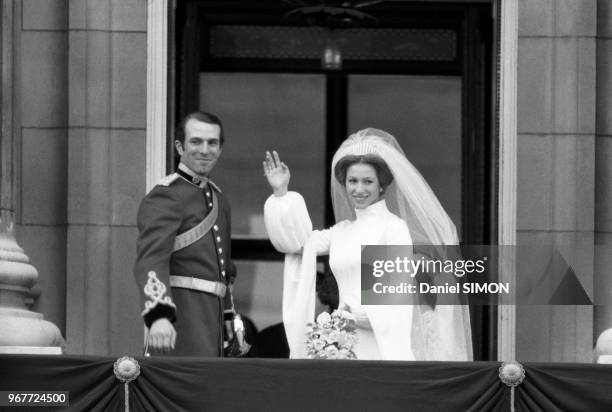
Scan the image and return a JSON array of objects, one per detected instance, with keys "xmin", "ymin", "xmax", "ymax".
[{"xmin": 345, "ymin": 142, "xmax": 378, "ymax": 156}]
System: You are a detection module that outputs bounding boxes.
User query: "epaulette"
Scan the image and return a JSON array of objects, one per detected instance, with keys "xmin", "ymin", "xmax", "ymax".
[
  {"xmin": 209, "ymin": 180, "xmax": 222, "ymax": 193},
  {"xmin": 157, "ymin": 173, "xmax": 180, "ymax": 187}
]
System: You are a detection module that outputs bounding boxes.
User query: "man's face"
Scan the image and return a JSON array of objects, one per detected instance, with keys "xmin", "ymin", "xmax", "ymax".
[{"xmin": 176, "ymin": 119, "xmax": 222, "ymax": 178}]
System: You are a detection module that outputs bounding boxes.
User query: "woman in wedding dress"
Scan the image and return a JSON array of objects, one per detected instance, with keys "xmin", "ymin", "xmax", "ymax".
[{"xmin": 262, "ymin": 128, "xmax": 472, "ymax": 361}]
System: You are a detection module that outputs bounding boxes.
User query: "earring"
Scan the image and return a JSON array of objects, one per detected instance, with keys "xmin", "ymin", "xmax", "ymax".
[{"xmin": 379, "ymin": 188, "xmax": 384, "ymax": 193}]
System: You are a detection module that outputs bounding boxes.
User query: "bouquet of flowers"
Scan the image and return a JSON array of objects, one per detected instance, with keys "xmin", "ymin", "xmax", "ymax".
[{"xmin": 305, "ymin": 309, "xmax": 358, "ymax": 359}]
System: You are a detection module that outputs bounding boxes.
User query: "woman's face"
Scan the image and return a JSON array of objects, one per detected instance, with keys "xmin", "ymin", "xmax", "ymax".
[{"xmin": 345, "ymin": 163, "xmax": 381, "ymax": 209}]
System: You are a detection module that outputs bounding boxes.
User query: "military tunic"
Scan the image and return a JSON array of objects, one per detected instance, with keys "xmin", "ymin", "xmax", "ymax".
[{"xmin": 134, "ymin": 163, "xmax": 235, "ymax": 356}]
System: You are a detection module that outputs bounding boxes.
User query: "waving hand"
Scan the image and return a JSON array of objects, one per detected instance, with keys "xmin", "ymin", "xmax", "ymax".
[{"xmin": 263, "ymin": 150, "xmax": 290, "ymax": 196}]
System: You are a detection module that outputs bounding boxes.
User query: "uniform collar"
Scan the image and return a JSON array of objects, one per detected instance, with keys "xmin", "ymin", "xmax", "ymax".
[{"xmin": 177, "ymin": 163, "xmax": 208, "ymax": 189}]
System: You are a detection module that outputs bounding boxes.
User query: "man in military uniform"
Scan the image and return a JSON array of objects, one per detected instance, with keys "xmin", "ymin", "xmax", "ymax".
[{"xmin": 134, "ymin": 111, "xmax": 235, "ymax": 356}]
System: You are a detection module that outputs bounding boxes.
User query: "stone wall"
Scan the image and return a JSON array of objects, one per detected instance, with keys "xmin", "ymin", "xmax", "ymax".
[
  {"xmin": 65, "ymin": 0, "xmax": 147, "ymax": 355},
  {"xmin": 594, "ymin": 1, "xmax": 612, "ymax": 347},
  {"xmin": 14, "ymin": 0, "xmax": 148, "ymax": 355},
  {"xmin": 516, "ymin": 0, "xmax": 599, "ymax": 362},
  {"xmin": 14, "ymin": 0, "xmax": 69, "ymax": 339}
]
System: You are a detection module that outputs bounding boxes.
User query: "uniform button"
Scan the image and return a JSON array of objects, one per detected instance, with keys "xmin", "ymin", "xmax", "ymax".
[
  {"xmin": 220, "ymin": 259, "xmax": 224, "ymax": 264},
  {"xmin": 213, "ymin": 225, "xmax": 218, "ymax": 231},
  {"xmin": 206, "ymin": 192, "xmax": 211, "ymax": 197},
  {"xmin": 218, "ymin": 248, "xmax": 223, "ymax": 254},
  {"xmin": 216, "ymin": 236, "xmax": 221, "ymax": 242},
  {"xmin": 208, "ymin": 203, "xmax": 213, "ymax": 207},
  {"xmin": 222, "ymin": 271, "xmax": 226, "ymax": 276}
]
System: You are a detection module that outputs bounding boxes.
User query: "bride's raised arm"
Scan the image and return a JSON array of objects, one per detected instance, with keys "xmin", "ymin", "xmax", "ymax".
[
  {"xmin": 263, "ymin": 150, "xmax": 290, "ymax": 197},
  {"xmin": 263, "ymin": 150, "xmax": 330, "ymax": 255}
]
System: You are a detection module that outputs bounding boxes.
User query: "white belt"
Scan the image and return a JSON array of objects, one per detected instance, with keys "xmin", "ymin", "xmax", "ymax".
[{"xmin": 169, "ymin": 275, "xmax": 227, "ymax": 298}]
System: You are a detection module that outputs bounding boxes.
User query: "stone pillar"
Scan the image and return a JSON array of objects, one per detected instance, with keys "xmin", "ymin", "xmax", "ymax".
[
  {"xmin": 516, "ymin": 0, "xmax": 597, "ymax": 362},
  {"xmin": 65, "ymin": 0, "xmax": 147, "ymax": 355},
  {"xmin": 594, "ymin": 0, "xmax": 612, "ymax": 362},
  {"xmin": 0, "ymin": 0, "xmax": 62, "ymax": 351}
]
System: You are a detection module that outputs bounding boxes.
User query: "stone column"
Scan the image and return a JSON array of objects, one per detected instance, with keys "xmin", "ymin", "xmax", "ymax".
[
  {"xmin": 0, "ymin": 0, "xmax": 62, "ymax": 351},
  {"xmin": 65, "ymin": 0, "xmax": 147, "ymax": 355},
  {"xmin": 594, "ymin": 0, "xmax": 612, "ymax": 362},
  {"xmin": 516, "ymin": 0, "xmax": 597, "ymax": 362}
]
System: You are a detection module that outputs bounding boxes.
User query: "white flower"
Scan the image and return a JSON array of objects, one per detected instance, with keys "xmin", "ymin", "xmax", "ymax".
[
  {"xmin": 324, "ymin": 345, "xmax": 339, "ymax": 359},
  {"xmin": 313, "ymin": 339, "xmax": 325, "ymax": 351},
  {"xmin": 336, "ymin": 309, "xmax": 355, "ymax": 321},
  {"xmin": 336, "ymin": 333, "xmax": 350, "ymax": 348},
  {"xmin": 326, "ymin": 331, "xmax": 341, "ymax": 344},
  {"xmin": 316, "ymin": 311, "xmax": 332, "ymax": 327},
  {"xmin": 306, "ymin": 310, "xmax": 358, "ymax": 359}
]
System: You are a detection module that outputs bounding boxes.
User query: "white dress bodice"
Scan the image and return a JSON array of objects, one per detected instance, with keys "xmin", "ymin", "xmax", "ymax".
[
  {"xmin": 329, "ymin": 200, "xmax": 411, "ymax": 315},
  {"xmin": 264, "ymin": 192, "xmax": 416, "ymax": 360}
]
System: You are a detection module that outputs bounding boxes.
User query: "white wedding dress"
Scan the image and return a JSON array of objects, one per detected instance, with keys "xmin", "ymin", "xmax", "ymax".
[
  {"xmin": 265, "ymin": 192, "xmax": 416, "ymax": 360},
  {"xmin": 264, "ymin": 128, "xmax": 472, "ymax": 361}
]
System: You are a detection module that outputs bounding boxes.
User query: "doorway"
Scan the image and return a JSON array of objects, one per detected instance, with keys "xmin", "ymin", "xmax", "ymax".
[{"xmin": 174, "ymin": 0, "xmax": 495, "ymax": 360}]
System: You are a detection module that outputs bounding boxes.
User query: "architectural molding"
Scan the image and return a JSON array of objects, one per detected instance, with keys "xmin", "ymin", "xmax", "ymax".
[
  {"xmin": 1, "ymin": 0, "xmax": 15, "ymax": 211},
  {"xmin": 497, "ymin": 0, "xmax": 518, "ymax": 362},
  {"xmin": 0, "ymin": 0, "xmax": 63, "ymax": 350},
  {"xmin": 146, "ymin": 0, "xmax": 169, "ymax": 192},
  {"xmin": 145, "ymin": 0, "xmax": 519, "ymax": 360}
]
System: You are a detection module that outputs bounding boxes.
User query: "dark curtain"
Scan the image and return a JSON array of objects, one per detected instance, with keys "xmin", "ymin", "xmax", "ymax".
[
  {"xmin": 2, "ymin": 355, "xmax": 611, "ymax": 412},
  {"xmin": 515, "ymin": 363, "xmax": 612, "ymax": 412}
]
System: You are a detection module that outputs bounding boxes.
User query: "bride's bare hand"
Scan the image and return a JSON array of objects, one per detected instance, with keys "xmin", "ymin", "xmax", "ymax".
[{"xmin": 263, "ymin": 150, "xmax": 290, "ymax": 196}]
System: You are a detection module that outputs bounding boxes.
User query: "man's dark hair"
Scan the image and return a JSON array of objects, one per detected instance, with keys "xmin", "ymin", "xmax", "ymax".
[{"xmin": 175, "ymin": 111, "xmax": 225, "ymax": 146}]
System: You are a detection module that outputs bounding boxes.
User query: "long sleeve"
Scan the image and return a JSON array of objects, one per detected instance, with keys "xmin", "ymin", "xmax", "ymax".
[
  {"xmin": 263, "ymin": 191, "xmax": 314, "ymax": 253},
  {"xmin": 264, "ymin": 191, "xmax": 332, "ymax": 256},
  {"xmin": 366, "ymin": 215, "xmax": 416, "ymax": 360},
  {"xmin": 134, "ymin": 187, "xmax": 179, "ymax": 327},
  {"xmin": 264, "ymin": 191, "xmax": 331, "ymax": 358}
]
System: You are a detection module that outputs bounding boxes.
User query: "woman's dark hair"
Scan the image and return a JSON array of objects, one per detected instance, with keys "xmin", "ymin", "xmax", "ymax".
[
  {"xmin": 175, "ymin": 111, "xmax": 224, "ymax": 146},
  {"xmin": 333, "ymin": 154, "xmax": 394, "ymax": 191}
]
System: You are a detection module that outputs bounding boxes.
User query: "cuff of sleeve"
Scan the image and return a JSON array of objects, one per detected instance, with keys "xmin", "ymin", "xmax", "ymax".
[
  {"xmin": 141, "ymin": 270, "xmax": 176, "ymax": 327},
  {"xmin": 143, "ymin": 304, "xmax": 176, "ymax": 328},
  {"xmin": 264, "ymin": 191, "xmax": 312, "ymax": 253}
]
